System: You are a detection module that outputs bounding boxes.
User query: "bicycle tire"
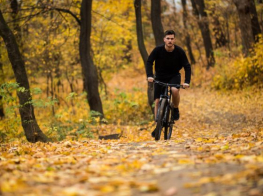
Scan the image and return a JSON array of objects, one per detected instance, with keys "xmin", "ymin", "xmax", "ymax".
[
  {"xmin": 155, "ymin": 99, "xmax": 166, "ymax": 141},
  {"xmin": 164, "ymin": 105, "xmax": 172, "ymax": 140},
  {"xmin": 164, "ymin": 123, "xmax": 173, "ymax": 140}
]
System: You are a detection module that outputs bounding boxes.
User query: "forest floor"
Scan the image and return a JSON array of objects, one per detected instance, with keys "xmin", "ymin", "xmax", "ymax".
[{"xmin": 1, "ymin": 72, "xmax": 263, "ymax": 196}]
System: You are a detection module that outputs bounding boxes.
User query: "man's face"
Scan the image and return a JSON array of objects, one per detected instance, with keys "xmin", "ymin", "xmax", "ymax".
[{"xmin": 164, "ymin": 34, "xmax": 175, "ymax": 48}]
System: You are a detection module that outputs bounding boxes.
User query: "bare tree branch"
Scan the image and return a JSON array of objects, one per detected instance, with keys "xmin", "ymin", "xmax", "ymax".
[{"xmin": 49, "ymin": 7, "xmax": 81, "ymax": 25}]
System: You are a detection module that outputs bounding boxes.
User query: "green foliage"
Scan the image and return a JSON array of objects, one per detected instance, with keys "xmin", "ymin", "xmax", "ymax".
[
  {"xmin": 66, "ymin": 92, "xmax": 77, "ymax": 100},
  {"xmin": 104, "ymin": 88, "xmax": 152, "ymax": 125},
  {"xmin": 45, "ymin": 119, "xmax": 95, "ymax": 141},
  {"xmin": 32, "ymin": 87, "xmax": 42, "ymax": 95},
  {"xmin": 212, "ymin": 36, "xmax": 263, "ymax": 90},
  {"xmin": 0, "ymin": 82, "xmax": 19, "ymax": 98}
]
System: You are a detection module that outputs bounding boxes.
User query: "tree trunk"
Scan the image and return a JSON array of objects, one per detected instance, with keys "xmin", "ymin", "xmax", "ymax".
[
  {"xmin": 210, "ymin": 3, "xmax": 228, "ymax": 48},
  {"xmin": 190, "ymin": 0, "xmax": 215, "ymax": 69},
  {"xmin": 79, "ymin": 0, "xmax": 104, "ymax": 117},
  {"xmin": 151, "ymin": 0, "xmax": 164, "ymax": 46},
  {"xmin": 233, "ymin": 0, "xmax": 255, "ymax": 56},
  {"xmin": 10, "ymin": 0, "xmax": 23, "ymax": 50},
  {"xmin": 249, "ymin": 0, "xmax": 262, "ymax": 41},
  {"xmin": 0, "ymin": 96, "xmax": 3, "ymax": 119},
  {"xmin": 0, "ymin": 52, "xmax": 4, "ymax": 119},
  {"xmin": 259, "ymin": 0, "xmax": 263, "ymax": 31},
  {"xmin": 123, "ymin": 39, "xmax": 132, "ymax": 63},
  {"xmin": 134, "ymin": 0, "xmax": 154, "ymax": 114},
  {"xmin": 181, "ymin": 0, "xmax": 196, "ymax": 64},
  {"xmin": 0, "ymin": 10, "xmax": 49, "ymax": 142},
  {"xmin": 234, "ymin": 16, "xmax": 239, "ymax": 47},
  {"xmin": 225, "ymin": 13, "xmax": 232, "ymax": 53}
]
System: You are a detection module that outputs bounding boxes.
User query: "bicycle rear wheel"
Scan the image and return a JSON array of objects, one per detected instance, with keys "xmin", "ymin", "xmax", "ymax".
[
  {"xmin": 155, "ymin": 99, "xmax": 166, "ymax": 141},
  {"xmin": 164, "ymin": 105, "xmax": 172, "ymax": 140}
]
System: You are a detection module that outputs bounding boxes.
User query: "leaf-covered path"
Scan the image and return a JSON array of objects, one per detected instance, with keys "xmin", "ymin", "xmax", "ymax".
[{"xmin": 1, "ymin": 89, "xmax": 263, "ymax": 196}]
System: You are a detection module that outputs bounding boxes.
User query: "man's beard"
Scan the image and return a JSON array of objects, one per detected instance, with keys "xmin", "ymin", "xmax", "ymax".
[{"xmin": 166, "ymin": 43, "xmax": 173, "ymax": 47}]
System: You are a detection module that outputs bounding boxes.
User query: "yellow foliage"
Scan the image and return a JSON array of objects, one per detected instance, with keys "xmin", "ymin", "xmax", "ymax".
[{"xmin": 212, "ymin": 35, "xmax": 263, "ymax": 90}]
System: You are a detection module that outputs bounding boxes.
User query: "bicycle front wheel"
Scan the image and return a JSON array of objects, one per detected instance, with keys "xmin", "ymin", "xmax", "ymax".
[
  {"xmin": 164, "ymin": 105, "xmax": 172, "ymax": 140},
  {"xmin": 155, "ymin": 99, "xmax": 166, "ymax": 141},
  {"xmin": 164, "ymin": 123, "xmax": 173, "ymax": 140}
]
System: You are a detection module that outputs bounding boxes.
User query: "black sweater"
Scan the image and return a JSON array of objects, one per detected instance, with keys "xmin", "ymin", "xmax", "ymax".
[{"xmin": 146, "ymin": 44, "xmax": 191, "ymax": 84}]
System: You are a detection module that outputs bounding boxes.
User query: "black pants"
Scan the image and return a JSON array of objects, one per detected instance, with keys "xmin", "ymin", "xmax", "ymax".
[{"xmin": 154, "ymin": 73, "xmax": 181, "ymax": 100}]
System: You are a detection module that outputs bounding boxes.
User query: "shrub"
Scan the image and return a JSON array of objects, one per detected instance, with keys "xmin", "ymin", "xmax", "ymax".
[{"xmin": 212, "ymin": 35, "xmax": 263, "ymax": 90}]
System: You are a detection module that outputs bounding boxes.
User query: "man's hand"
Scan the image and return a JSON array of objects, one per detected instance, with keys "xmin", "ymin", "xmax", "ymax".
[
  {"xmin": 148, "ymin": 77, "xmax": 154, "ymax": 82},
  {"xmin": 183, "ymin": 83, "xmax": 190, "ymax": 88}
]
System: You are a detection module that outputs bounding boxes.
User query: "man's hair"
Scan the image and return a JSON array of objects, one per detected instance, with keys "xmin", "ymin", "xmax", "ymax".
[{"xmin": 164, "ymin": 30, "xmax": 176, "ymax": 37}]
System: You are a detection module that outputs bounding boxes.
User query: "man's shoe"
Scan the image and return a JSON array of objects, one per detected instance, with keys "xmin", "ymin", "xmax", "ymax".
[
  {"xmin": 151, "ymin": 128, "xmax": 156, "ymax": 137},
  {"xmin": 173, "ymin": 108, "xmax": 179, "ymax": 121}
]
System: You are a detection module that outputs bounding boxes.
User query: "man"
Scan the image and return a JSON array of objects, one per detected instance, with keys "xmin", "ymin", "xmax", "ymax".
[{"xmin": 146, "ymin": 30, "xmax": 191, "ymax": 137}]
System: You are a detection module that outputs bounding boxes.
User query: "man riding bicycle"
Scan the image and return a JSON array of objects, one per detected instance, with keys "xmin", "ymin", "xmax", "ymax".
[{"xmin": 146, "ymin": 30, "xmax": 191, "ymax": 137}]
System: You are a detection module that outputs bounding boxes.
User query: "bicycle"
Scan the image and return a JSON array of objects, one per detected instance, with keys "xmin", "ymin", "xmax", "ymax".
[{"xmin": 154, "ymin": 80, "xmax": 184, "ymax": 141}]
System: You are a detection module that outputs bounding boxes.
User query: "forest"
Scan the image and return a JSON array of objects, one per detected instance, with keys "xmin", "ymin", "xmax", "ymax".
[{"xmin": 0, "ymin": 0, "xmax": 263, "ymax": 195}]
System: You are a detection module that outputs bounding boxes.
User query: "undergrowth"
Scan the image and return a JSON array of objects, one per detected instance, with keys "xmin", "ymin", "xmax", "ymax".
[
  {"xmin": 212, "ymin": 36, "xmax": 263, "ymax": 90},
  {"xmin": 0, "ymin": 82, "xmax": 152, "ymax": 142}
]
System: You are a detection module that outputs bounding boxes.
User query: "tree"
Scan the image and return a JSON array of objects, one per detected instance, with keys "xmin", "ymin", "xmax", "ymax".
[
  {"xmin": 232, "ymin": 0, "xmax": 255, "ymax": 55},
  {"xmin": 0, "ymin": 10, "xmax": 49, "ymax": 142},
  {"xmin": 0, "ymin": 51, "xmax": 4, "ymax": 119},
  {"xmin": 190, "ymin": 0, "xmax": 215, "ymax": 69},
  {"xmin": 134, "ymin": 0, "xmax": 154, "ymax": 114},
  {"xmin": 249, "ymin": 0, "xmax": 262, "ymax": 41},
  {"xmin": 181, "ymin": 0, "xmax": 196, "ymax": 64},
  {"xmin": 79, "ymin": 0, "xmax": 104, "ymax": 117},
  {"xmin": 151, "ymin": 0, "xmax": 164, "ymax": 46}
]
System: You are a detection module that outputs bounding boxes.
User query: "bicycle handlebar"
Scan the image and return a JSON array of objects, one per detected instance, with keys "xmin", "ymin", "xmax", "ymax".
[{"xmin": 154, "ymin": 80, "xmax": 185, "ymax": 89}]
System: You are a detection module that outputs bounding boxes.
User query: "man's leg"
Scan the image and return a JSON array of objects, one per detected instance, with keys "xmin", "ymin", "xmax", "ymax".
[
  {"xmin": 171, "ymin": 87, "xmax": 180, "ymax": 120},
  {"xmin": 171, "ymin": 87, "xmax": 180, "ymax": 107}
]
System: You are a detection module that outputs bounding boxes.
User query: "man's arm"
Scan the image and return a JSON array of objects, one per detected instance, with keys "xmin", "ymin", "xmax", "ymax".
[
  {"xmin": 180, "ymin": 51, "xmax": 191, "ymax": 87},
  {"xmin": 146, "ymin": 48, "xmax": 157, "ymax": 81}
]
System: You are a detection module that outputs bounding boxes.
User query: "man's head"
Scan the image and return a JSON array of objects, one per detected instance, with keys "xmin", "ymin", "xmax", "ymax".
[{"xmin": 163, "ymin": 30, "xmax": 175, "ymax": 49}]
